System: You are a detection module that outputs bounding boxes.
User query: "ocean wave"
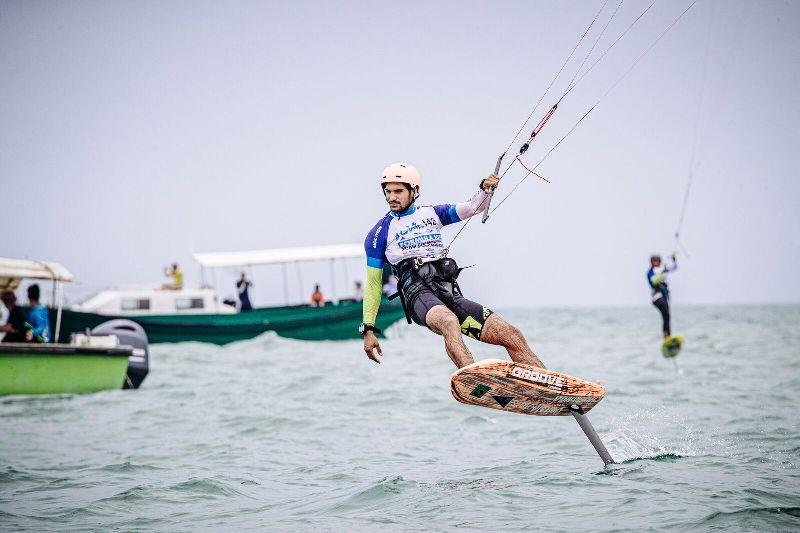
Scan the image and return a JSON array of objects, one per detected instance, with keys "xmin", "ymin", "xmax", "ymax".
[{"xmin": 701, "ymin": 506, "xmax": 800, "ymax": 527}]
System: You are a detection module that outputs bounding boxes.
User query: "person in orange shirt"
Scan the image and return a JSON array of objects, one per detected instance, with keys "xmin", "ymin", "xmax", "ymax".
[{"xmin": 310, "ymin": 284, "xmax": 325, "ymax": 307}]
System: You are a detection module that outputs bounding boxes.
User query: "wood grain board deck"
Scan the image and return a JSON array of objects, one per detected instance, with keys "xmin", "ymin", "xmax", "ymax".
[{"xmin": 450, "ymin": 359, "xmax": 605, "ymax": 416}]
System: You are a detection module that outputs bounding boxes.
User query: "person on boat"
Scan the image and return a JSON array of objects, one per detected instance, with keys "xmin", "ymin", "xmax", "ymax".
[
  {"xmin": 647, "ymin": 253, "xmax": 677, "ymax": 338},
  {"xmin": 360, "ymin": 162, "xmax": 544, "ymax": 369},
  {"xmin": 1, "ymin": 290, "xmax": 29, "ymax": 343},
  {"xmin": 353, "ymin": 281, "xmax": 364, "ymax": 301},
  {"xmin": 237, "ymin": 272, "xmax": 253, "ymax": 311},
  {"xmin": 162, "ymin": 263, "xmax": 184, "ymax": 290},
  {"xmin": 310, "ymin": 284, "xmax": 325, "ymax": 307},
  {"xmin": 26, "ymin": 284, "xmax": 50, "ymax": 343},
  {"xmin": 382, "ymin": 275, "xmax": 398, "ymax": 297}
]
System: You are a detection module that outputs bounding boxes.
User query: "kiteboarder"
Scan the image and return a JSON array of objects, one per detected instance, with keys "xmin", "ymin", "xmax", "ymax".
[
  {"xmin": 360, "ymin": 162, "xmax": 544, "ymax": 370},
  {"xmin": 647, "ymin": 253, "xmax": 677, "ymax": 338}
]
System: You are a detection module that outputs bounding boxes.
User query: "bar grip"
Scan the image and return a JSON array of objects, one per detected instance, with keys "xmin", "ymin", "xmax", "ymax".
[{"xmin": 481, "ymin": 153, "xmax": 505, "ymax": 223}]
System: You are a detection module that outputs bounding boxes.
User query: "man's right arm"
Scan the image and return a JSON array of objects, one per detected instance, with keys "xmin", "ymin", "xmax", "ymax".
[
  {"xmin": 363, "ymin": 221, "xmax": 388, "ymax": 364},
  {"xmin": 363, "ymin": 218, "xmax": 389, "ymax": 326},
  {"xmin": 363, "ymin": 266, "xmax": 383, "ymax": 325}
]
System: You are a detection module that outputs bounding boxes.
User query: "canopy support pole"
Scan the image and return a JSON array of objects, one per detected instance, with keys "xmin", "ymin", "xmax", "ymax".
[
  {"xmin": 569, "ymin": 405, "xmax": 615, "ymax": 466},
  {"xmin": 342, "ymin": 258, "xmax": 349, "ymax": 298},
  {"xmin": 54, "ymin": 281, "xmax": 64, "ymax": 343},
  {"xmin": 281, "ymin": 263, "xmax": 289, "ymax": 305},
  {"xmin": 295, "ymin": 262, "xmax": 304, "ymax": 303},
  {"xmin": 211, "ymin": 269, "xmax": 219, "ymax": 312},
  {"xmin": 248, "ymin": 265, "xmax": 256, "ymax": 306},
  {"xmin": 329, "ymin": 259, "xmax": 336, "ymax": 303}
]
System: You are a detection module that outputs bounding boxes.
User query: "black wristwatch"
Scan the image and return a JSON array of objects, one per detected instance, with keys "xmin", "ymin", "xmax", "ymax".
[{"xmin": 359, "ymin": 323, "xmax": 382, "ymax": 337}]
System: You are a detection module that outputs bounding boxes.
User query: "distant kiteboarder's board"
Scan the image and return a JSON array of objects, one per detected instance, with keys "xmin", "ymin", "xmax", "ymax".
[
  {"xmin": 450, "ymin": 359, "xmax": 605, "ymax": 416},
  {"xmin": 661, "ymin": 335, "xmax": 684, "ymax": 358}
]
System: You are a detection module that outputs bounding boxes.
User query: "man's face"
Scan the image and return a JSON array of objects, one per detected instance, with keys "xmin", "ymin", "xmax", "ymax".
[
  {"xmin": 652, "ymin": 258, "xmax": 661, "ymax": 268},
  {"xmin": 384, "ymin": 182, "xmax": 414, "ymax": 212}
]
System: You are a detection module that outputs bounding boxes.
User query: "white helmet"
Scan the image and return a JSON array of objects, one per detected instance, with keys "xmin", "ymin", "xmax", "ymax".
[{"xmin": 380, "ymin": 162, "xmax": 421, "ymax": 189}]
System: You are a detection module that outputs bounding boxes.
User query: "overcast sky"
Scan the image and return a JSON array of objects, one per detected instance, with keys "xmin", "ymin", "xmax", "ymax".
[{"xmin": 2, "ymin": 0, "xmax": 798, "ymax": 308}]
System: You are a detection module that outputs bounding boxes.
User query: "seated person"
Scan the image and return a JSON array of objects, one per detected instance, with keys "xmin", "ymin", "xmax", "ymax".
[
  {"xmin": 353, "ymin": 281, "xmax": 364, "ymax": 301},
  {"xmin": 310, "ymin": 284, "xmax": 325, "ymax": 307},
  {"xmin": 26, "ymin": 284, "xmax": 50, "ymax": 343},
  {"xmin": 1, "ymin": 290, "xmax": 29, "ymax": 342},
  {"xmin": 162, "ymin": 262, "xmax": 184, "ymax": 290}
]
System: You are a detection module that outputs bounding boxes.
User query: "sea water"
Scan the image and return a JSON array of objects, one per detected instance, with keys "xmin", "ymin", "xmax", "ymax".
[{"xmin": 1, "ymin": 305, "xmax": 798, "ymax": 531}]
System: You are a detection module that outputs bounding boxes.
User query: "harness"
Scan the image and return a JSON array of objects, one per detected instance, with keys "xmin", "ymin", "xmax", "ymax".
[{"xmin": 389, "ymin": 257, "xmax": 466, "ymax": 323}]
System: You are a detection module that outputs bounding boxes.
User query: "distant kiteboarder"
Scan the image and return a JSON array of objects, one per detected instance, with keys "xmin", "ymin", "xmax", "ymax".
[{"xmin": 647, "ymin": 253, "xmax": 683, "ymax": 357}]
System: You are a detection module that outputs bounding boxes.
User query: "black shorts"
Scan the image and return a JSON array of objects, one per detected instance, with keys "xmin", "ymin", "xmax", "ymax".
[
  {"xmin": 651, "ymin": 294, "xmax": 671, "ymax": 336},
  {"xmin": 402, "ymin": 276, "xmax": 493, "ymax": 340}
]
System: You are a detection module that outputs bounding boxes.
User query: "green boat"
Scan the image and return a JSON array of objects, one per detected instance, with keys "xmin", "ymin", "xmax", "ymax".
[
  {"xmin": 57, "ymin": 243, "xmax": 407, "ymax": 344},
  {"xmin": 55, "ymin": 298, "xmax": 404, "ymax": 344},
  {"xmin": 0, "ymin": 343, "xmax": 130, "ymax": 395},
  {"xmin": 1, "ymin": 257, "xmax": 150, "ymax": 395}
]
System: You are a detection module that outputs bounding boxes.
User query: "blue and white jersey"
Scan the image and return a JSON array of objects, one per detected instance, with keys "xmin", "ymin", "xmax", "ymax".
[
  {"xmin": 364, "ymin": 189, "xmax": 489, "ymax": 268},
  {"xmin": 647, "ymin": 260, "xmax": 677, "ymax": 301}
]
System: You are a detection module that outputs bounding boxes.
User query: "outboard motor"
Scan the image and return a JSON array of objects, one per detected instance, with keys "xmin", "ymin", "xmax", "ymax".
[{"xmin": 92, "ymin": 319, "xmax": 149, "ymax": 389}]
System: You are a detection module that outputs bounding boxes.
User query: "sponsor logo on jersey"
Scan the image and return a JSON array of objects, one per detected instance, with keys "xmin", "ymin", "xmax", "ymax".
[
  {"xmin": 397, "ymin": 233, "xmax": 443, "ymax": 250},
  {"xmin": 396, "ymin": 221, "xmax": 424, "ymax": 240},
  {"xmin": 509, "ymin": 366, "xmax": 565, "ymax": 390},
  {"xmin": 372, "ymin": 225, "xmax": 383, "ymax": 248}
]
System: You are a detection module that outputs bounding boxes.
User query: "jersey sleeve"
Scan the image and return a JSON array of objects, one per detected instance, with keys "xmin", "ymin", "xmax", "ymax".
[
  {"xmin": 362, "ymin": 265, "xmax": 383, "ymax": 325},
  {"xmin": 364, "ymin": 217, "xmax": 389, "ymax": 269},
  {"xmin": 433, "ymin": 189, "xmax": 490, "ymax": 226},
  {"xmin": 362, "ymin": 217, "xmax": 389, "ymax": 325},
  {"xmin": 649, "ymin": 268, "xmax": 665, "ymax": 286}
]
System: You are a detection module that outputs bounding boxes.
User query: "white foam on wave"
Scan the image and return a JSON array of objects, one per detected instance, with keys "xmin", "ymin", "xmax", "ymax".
[{"xmin": 604, "ymin": 406, "xmax": 734, "ymax": 463}]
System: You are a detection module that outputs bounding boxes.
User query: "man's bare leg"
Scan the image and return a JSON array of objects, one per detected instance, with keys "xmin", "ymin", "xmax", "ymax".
[
  {"xmin": 480, "ymin": 314, "xmax": 546, "ymax": 368},
  {"xmin": 426, "ymin": 305, "xmax": 474, "ymax": 368}
]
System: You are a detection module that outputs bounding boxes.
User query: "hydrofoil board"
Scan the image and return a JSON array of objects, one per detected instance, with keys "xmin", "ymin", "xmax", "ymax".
[
  {"xmin": 661, "ymin": 335, "xmax": 684, "ymax": 358},
  {"xmin": 450, "ymin": 359, "xmax": 605, "ymax": 416}
]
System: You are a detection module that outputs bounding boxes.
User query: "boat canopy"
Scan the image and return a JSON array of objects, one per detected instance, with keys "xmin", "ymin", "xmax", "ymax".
[
  {"xmin": 0, "ymin": 257, "xmax": 74, "ymax": 290},
  {"xmin": 193, "ymin": 243, "xmax": 364, "ymax": 268}
]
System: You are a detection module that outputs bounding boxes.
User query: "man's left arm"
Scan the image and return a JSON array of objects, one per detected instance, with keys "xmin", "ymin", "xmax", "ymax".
[{"xmin": 434, "ymin": 174, "xmax": 498, "ymax": 226}]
